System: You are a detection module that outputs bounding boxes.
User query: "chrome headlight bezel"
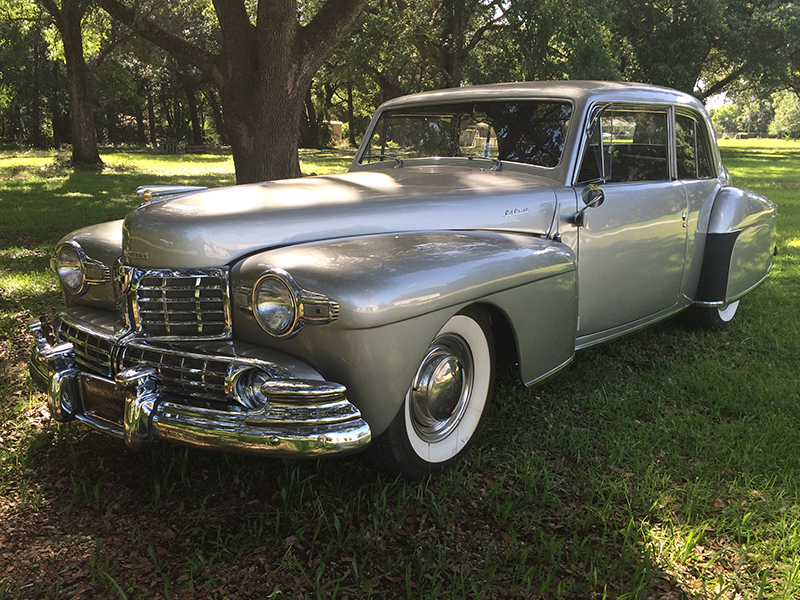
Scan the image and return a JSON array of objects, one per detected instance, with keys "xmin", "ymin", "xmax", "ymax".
[
  {"xmin": 253, "ymin": 274, "xmax": 297, "ymax": 338},
  {"xmin": 54, "ymin": 243, "xmax": 85, "ymax": 294},
  {"xmin": 52, "ymin": 241, "xmax": 111, "ymax": 296},
  {"xmin": 250, "ymin": 269, "xmax": 339, "ymax": 339}
]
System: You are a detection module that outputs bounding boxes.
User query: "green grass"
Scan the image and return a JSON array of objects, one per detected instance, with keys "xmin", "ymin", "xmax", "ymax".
[{"xmin": 1, "ymin": 141, "xmax": 799, "ymax": 598}]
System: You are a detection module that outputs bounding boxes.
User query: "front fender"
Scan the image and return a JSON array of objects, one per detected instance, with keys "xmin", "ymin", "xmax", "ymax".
[
  {"xmin": 232, "ymin": 231, "xmax": 577, "ymax": 434},
  {"xmin": 56, "ymin": 220, "xmax": 124, "ymax": 309}
]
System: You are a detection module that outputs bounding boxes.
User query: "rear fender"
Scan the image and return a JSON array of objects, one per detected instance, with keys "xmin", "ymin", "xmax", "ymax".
[{"xmin": 695, "ymin": 186, "xmax": 777, "ymax": 305}]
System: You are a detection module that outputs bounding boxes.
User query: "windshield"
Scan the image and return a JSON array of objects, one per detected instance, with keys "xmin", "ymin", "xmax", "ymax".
[{"xmin": 360, "ymin": 100, "xmax": 572, "ymax": 168}]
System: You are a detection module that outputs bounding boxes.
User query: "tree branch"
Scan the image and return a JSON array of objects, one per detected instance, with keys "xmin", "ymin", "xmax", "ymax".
[
  {"xmin": 212, "ymin": 0, "xmax": 257, "ymax": 74},
  {"xmin": 37, "ymin": 0, "xmax": 63, "ymax": 30},
  {"xmin": 96, "ymin": 0, "xmax": 220, "ymax": 82},
  {"xmin": 296, "ymin": 0, "xmax": 369, "ymax": 82},
  {"xmin": 699, "ymin": 69, "xmax": 743, "ymax": 100}
]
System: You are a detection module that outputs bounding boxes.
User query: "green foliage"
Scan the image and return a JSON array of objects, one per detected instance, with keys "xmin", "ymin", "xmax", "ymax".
[
  {"xmin": 607, "ymin": 0, "xmax": 723, "ymax": 93},
  {"xmin": 711, "ymin": 95, "xmax": 775, "ymax": 136},
  {"xmin": 1, "ymin": 143, "xmax": 799, "ymax": 598},
  {"xmin": 769, "ymin": 91, "xmax": 800, "ymax": 138}
]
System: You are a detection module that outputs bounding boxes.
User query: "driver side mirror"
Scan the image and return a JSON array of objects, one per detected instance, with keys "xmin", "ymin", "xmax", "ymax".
[{"xmin": 573, "ymin": 185, "xmax": 606, "ymax": 227}]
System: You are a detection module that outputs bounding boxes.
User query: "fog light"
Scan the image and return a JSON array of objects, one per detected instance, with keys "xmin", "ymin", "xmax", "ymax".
[{"xmin": 228, "ymin": 367, "xmax": 271, "ymax": 409}]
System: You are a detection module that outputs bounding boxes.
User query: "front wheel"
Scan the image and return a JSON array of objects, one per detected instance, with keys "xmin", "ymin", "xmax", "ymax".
[
  {"xmin": 684, "ymin": 300, "xmax": 740, "ymax": 331},
  {"xmin": 365, "ymin": 307, "xmax": 495, "ymax": 479}
]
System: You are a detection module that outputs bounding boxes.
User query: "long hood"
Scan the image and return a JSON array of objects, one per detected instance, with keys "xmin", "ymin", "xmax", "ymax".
[{"xmin": 123, "ymin": 166, "xmax": 559, "ymax": 268}]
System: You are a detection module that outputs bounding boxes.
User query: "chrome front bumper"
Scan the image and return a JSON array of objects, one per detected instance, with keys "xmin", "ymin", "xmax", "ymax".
[{"xmin": 29, "ymin": 316, "xmax": 371, "ymax": 456}]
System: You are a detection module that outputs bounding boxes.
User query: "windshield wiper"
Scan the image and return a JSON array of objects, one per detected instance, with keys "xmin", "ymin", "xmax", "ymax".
[
  {"xmin": 371, "ymin": 154, "xmax": 404, "ymax": 168},
  {"xmin": 466, "ymin": 155, "xmax": 502, "ymax": 171}
]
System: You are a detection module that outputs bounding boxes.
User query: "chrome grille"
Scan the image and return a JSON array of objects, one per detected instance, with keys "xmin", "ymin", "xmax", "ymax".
[
  {"xmin": 57, "ymin": 321, "xmax": 114, "ymax": 377},
  {"xmin": 55, "ymin": 315, "xmax": 293, "ymax": 406},
  {"xmin": 129, "ymin": 268, "xmax": 231, "ymax": 339},
  {"xmin": 120, "ymin": 345, "xmax": 228, "ymax": 402}
]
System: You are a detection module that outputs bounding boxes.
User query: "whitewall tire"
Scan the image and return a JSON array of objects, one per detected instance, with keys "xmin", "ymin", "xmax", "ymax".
[{"xmin": 364, "ymin": 307, "xmax": 495, "ymax": 479}]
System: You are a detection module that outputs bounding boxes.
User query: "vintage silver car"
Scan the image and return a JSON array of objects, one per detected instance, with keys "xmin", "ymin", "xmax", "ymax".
[{"xmin": 30, "ymin": 81, "xmax": 777, "ymax": 478}]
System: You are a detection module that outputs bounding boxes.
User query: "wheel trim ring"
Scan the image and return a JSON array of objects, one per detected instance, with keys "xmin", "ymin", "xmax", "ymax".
[
  {"xmin": 409, "ymin": 335, "xmax": 473, "ymax": 443},
  {"xmin": 404, "ymin": 315, "xmax": 492, "ymax": 465}
]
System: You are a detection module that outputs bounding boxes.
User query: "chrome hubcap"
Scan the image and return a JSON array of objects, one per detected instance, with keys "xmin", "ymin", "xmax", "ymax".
[{"xmin": 410, "ymin": 333, "xmax": 473, "ymax": 442}]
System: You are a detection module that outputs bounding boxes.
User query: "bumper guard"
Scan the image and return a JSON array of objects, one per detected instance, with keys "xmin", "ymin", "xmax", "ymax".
[{"xmin": 29, "ymin": 318, "xmax": 371, "ymax": 457}]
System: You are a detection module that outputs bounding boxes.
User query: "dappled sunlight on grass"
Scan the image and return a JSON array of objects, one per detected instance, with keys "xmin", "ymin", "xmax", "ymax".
[
  {"xmin": 0, "ymin": 143, "xmax": 798, "ymax": 598},
  {"xmin": 102, "ymin": 151, "xmax": 237, "ymax": 179}
]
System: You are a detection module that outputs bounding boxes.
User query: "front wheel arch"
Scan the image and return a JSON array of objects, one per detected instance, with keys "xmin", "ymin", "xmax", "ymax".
[{"xmin": 362, "ymin": 305, "xmax": 496, "ymax": 479}]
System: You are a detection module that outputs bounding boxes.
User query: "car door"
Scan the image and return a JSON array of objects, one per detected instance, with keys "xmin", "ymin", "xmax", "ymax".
[{"xmin": 574, "ymin": 105, "xmax": 688, "ymax": 338}]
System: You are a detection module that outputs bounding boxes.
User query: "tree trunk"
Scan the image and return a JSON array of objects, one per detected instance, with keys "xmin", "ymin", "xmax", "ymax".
[
  {"xmin": 31, "ymin": 27, "xmax": 45, "ymax": 148},
  {"xmin": 147, "ymin": 91, "xmax": 157, "ymax": 145},
  {"xmin": 41, "ymin": 0, "xmax": 103, "ymax": 168},
  {"xmin": 183, "ymin": 83, "xmax": 204, "ymax": 146},
  {"xmin": 97, "ymin": 0, "xmax": 368, "ymax": 183},
  {"xmin": 300, "ymin": 88, "xmax": 321, "ymax": 149},
  {"xmin": 135, "ymin": 102, "xmax": 146, "ymax": 144},
  {"xmin": 204, "ymin": 87, "xmax": 227, "ymax": 145},
  {"xmin": 50, "ymin": 61, "xmax": 70, "ymax": 146},
  {"xmin": 220, "ymin": 78, "xmax": 304, "ymax": 182},
  {"xmin": 347, "ymin": 82, "xmax": 356, "ymax": 147},
  {"xmin": 443, "ymin": 0, "xmax": 466, "ymax": 88},
  {"xmin": 106, "ymin": 106, "xmax": 118, "ymax": 144}
]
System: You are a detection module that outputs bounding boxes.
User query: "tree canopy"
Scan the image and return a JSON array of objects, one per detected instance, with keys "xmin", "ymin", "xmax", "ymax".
[{"xmin": 1, "ymin": 0, "xmax": 799, "ymax": 181}]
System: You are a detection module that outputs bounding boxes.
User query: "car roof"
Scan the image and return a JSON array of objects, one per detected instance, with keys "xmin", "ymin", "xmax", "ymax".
[{"xmin": 379, "ymin": 80, "xmax": 706, "ymax": 113}]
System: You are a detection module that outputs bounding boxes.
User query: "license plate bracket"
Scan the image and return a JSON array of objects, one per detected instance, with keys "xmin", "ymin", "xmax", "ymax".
[{"xmin": 79, "ymin": 374, "xmax": 126, "ymax": 425}]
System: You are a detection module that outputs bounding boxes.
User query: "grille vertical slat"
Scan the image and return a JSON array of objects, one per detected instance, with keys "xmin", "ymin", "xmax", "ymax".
[
  {"xmin": 57, "ymin": 321, "xmax": 114, "ymax": 377},
  {"xmin": 54, "ymin": 312, "xmax": 294, "ymax": 407},
  {"xmin": 130, "ymin": 268, "xmax": 231, "ymax": 338}
]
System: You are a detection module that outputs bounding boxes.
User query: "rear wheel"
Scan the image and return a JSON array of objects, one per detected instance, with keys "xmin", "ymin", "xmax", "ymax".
[
  {"xmin": 365, "ymin": 307, "xmax": 495, "ymax": 479},
  {"xmin": 684, "ymin": 300, "xmax": 740, "ymax": 331}
]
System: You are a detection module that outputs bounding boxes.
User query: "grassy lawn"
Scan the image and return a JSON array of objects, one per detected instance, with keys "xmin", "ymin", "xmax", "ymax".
[{"xmin": 0, "ymin": 141, "xmax": 798, "ymax": 599}]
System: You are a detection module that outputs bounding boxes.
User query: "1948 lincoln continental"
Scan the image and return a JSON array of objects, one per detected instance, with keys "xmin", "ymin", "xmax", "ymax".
[{"xmin": 29, "ymin": 81, "xmax": 777, "ymax": 478}]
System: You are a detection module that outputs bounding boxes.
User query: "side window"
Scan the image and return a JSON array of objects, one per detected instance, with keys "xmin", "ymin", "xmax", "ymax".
[
  {"xmin": 676, "ymin": 113, "xmax": 716, "ymax": 179},
  {"xmin": 578, "ymin": 107, "xmax": 669, "ymax": 183}
]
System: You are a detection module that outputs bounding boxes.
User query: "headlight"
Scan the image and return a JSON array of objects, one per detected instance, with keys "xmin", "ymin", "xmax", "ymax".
[
  {"xmin": 253, "ymin": 275, "xmax": 296, "ymax": 337},
  {"xmin": 55, "ymin": 243, "xmax": 86, "ymax": 294},
  {"xmin": 53, "ymin": 241, "xmax": 111, "ymax": 296}
]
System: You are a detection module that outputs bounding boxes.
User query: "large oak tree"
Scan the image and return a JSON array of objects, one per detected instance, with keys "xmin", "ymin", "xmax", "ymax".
[
  {"xmin": 97, "ymin": 0, "xmax": 368, "ymax": 183},
  {"xmin": 38, "ymin": 0, "xmax": 104, "ymax": 168}
]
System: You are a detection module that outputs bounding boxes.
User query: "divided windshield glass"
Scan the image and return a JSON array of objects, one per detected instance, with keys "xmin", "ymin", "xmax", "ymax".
[{"xmin": 360, "ymin": 100, "xmax": 572, "ymax": 168}]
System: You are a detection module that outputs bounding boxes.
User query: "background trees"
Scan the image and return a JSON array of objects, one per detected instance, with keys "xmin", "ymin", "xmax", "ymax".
[{"xmin": 1, "ymin": 0, "xmax": 800, "ymax": 181}]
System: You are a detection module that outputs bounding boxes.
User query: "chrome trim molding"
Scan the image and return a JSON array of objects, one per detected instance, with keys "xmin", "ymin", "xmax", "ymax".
[
  {"xmin": 250, "ymin": 268, "xmax": 339, "ymax": 338},
  {"xmin": 52, "ymin": 240, "xmax": 112, "ymax": 296},
  {"xmin": 28, "ymin": 316, "xmax": 372, "ymax": 457}
]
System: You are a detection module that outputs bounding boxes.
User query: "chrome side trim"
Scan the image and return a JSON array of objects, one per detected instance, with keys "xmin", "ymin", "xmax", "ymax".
[
  {"xmin": 575, "ymin": 301, "xmax": 686, "ymax": 351},
  {"xmin": 522, "ymin": 354, "xmax": 575, "ymax": 388},
  {"xmin": 692, "ymin": 266, "xmax": 772, "ymax": 308}
]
